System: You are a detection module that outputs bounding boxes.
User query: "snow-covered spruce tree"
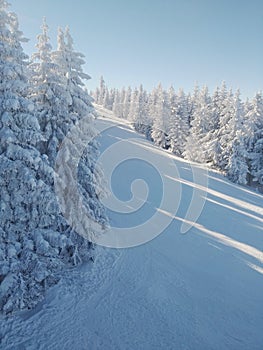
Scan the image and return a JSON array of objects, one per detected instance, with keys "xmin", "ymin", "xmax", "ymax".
[
  {"xmin": 29, "ymin": 20, "xmax": 71, "ymax": 166},
  {"xmin": 226, "ymin": 133, "xmax": 248, "ymax": 184},
  {"xmin": 128, "ymin": 87, "xmax": 139, "ymax": 122},
  {"xmin": 151, "ymin": 84, "xmax": 170, "ymax": 149},
  {"xmin": 52, "ymin": 26, "xmax": 107, "ymax": 229},
  {"xmin": 187, "ymin": 84, "xmax": 200, "ymax": 126},
  {"xmin": 245, "ymin": 92, "xmax": 263, "ymax": 186},
  {"xmin": 108, "ymin": 87, "xmax": 116, "ymax": 110},
  {"xmin": 133, "ymin": 84, "xmax": 149, "ymax": 133},
  {"xmin": 168, "ymin": 87, "xmax": 190, "ymax": 157},
  {"xmin": 29, "ymin": 20, "xmax": 105, "ymax": 246},
  {"xmin": 112, "ymin": 88, "xmax": 122, "ymax": 118},
  {"xmin": 120, "ymin": 87, "xmax": 127, "ymax": 118},
  {"xmin": 142, "ymin": 86, "xmax": 159, "ymax": 141},
  {"xmin": 98, "ymin": 75, "xmax": 106, "ymax": 105},
  {"xmin": 213, "ymin": 82, "xmax": 233, "ymax": 170},
  {"xmin": 192, "ymin": 85, "xmax": 220, "ymax": 165},
  {"xmin": 90, "ymin": 86, "xmax": 100, "ymax": 104},
  {"xmin": 0, "ymin": 3, "xmax": 78, "ymax": 313},
  {"xmin": 102, "ymin": 86, "xmax": 110, "ymax": 109},
  {"xmin": 226, "ymin": 92, "xmax": 248, "ymax": 183},
  {"xmin": 250, "ymin": 137, "xmax": 263, "ymax": 187},
  {"xmin": 222, "ymin": 91, "xmax": 248, "ymax": 184},
  {"xmin": 204, "ymin": 85, "xmax": 225, "ymax": 167},
  {"xmin": 184, "ymin": 86, "xmax": 213, "ymax": 162},
  {"xmin": 123, "ymin": 86, "xmax": 132, "ymax": 119},
  {"xmin": 112, "ymin": 87, "xmax": 126, "ymax": 118}
]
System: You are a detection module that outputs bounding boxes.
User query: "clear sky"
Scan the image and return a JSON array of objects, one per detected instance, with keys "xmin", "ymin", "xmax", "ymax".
[{"xmin": 8, "ymin": 0, "xmax": 263, "ymax": 98}]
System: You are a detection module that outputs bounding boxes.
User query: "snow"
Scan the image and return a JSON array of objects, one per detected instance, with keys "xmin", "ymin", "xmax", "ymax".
[{"xmin": 1, "ymin": 108, "xmax": 263, "ymax": 349}]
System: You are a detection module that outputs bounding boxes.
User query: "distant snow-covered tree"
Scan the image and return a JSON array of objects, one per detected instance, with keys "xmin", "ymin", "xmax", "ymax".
[
  {"xmin": 123, "ymin": 86, "xmax": 132, "ymax": 119},
  {"xmin": 226, "ymin": 133, "xmax": 248, "ymax": 184},
  {"xmin": 102, "ymin": 86, "xmax": 110, "ymax": 109},
  {"xmin": 245, "ymin": 92, "xmax": 263, "ymax": 185},
  {"xmin": 215, "ymin": 86, "xmax": 235, "ymax": 171},
  {"xmin": 138, "ymin": 84, "xmax": 148, "ymax": 122},
  {"xmin": 130, "ymin": 85, "xmax": 144, "ymax": 123},
  {"xmin": 108, "ymin": 88, "xmax": 116, "ymax": 110},
  {"xmin": 128, "ymin": 87, "xmax": 139, "ymax": 122},
  {"xmin": 223, "ymin": 91, "xmax": 248, "ymax": 184},
  {"xmin": 133, "ymin": 85, "xmax": 151, "ymax": 136},
  {"xmin": 184, "ymin": 86, "xmax": 213, "ymax": 162},
  {"xmin": 112, "ymin": 89, "xmax": 122, "ymax": 117},
  {"xmin": 151, "ymin": 84, "xmax": 170, "ymax": 149},
  {"xmin": 251, "ymin": 138, "xmax": 263, "ymax": 186},
  {"xmin": 205, "ymin": 85, "xmax": 224, "ymax": 167},
  {"xmin": 98, "ymin": 75, "xmax": 106, "ymax": 105},
  {"xmin": 168, "ymin": 87, "xmax": 190, "ymax": 156}
]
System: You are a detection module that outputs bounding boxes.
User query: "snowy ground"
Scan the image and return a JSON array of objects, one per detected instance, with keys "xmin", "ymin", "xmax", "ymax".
[{"xmin": 1, "ymin": 108, "xmax": 263, "ymax": 350}]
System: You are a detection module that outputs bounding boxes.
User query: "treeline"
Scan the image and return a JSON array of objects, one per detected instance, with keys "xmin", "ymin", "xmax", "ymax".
[
  {"xmin": 92, "ymin": 77, "xmax": 263, "ymax": 189},
  {"xmin": 0, "ymin": 2, "xmax": 106, "ymax": 313}
]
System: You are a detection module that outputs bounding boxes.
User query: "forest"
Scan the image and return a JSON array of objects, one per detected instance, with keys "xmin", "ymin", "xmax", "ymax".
[{"xmin": 92, "ymin": 77, "xmax": 263, "ymax": 189}]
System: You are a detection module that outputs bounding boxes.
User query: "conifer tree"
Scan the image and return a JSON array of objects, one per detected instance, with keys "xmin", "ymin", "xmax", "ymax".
[
  {"xmin": 151, "ymin": 84, "xmax": 170, "ymax": 149},
  {"xmin": 245, "ymin": 92, "xmax": 263, "ymax": 185},
  {"xmin": 0, "ymin": 3, "xmax": 77, "ymax": 313},
  {"xmin": 168, "ymin": 88, "xmax": 189, "ymax": 156}
]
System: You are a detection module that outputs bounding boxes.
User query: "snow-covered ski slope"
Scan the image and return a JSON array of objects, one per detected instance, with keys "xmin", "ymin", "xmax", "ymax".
[{"xmin": 1, "ymin": 106, "xmax": 263, "ymax": 350}]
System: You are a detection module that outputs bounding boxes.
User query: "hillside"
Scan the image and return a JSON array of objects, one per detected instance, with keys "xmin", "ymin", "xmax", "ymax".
[{"xmin": 1, "ymin": 107, "xmax": 263, "ymax": 350}]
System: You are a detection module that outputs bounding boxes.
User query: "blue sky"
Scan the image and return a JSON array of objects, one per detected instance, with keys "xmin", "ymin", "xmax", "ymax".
[{"xmin": 9, "ymin": 0, "xmax": 263, "ymax": 98}]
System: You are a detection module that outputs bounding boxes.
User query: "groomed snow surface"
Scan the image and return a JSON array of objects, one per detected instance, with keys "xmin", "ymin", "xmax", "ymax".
[{"xmin": 1, "ymin": 107, "xmax": 263, "ymax": 349}]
